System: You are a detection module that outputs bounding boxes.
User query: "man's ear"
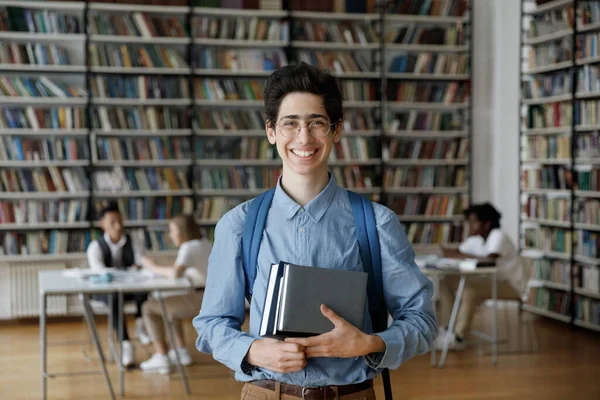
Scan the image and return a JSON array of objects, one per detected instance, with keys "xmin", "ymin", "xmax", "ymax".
[
  {"xmin": 332, "ymin": 121, "xmax": 342, "ymax": 143},
  {"xmin": 266, "ymin": 121, "xmax": 276, "ymax": 145}
]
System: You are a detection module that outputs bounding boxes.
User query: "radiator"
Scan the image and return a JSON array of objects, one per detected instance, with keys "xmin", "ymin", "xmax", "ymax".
[{"xmin": 8, "ymin": 263, "xmax": 67, "ymax": 318}]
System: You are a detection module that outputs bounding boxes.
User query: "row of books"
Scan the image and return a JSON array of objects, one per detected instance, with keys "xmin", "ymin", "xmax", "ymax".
[
  {"xmin": 0, "ymin": 7, "xmax": 80, "ymax": 34},
  {"xmin": 341, "ymin": 81, "xmax": 376, "ymax": 102},
  {"xmin": 382, "ymin": 166, "xmax": 467, "ymax": 188},
  {"xmin": 1, "ymin": 107, "xmax": 86, "ymax": 130},
  {"xmin": 577, "ymin": 230, "xmax": 599, "ymax": 259},
  {"xmin": 528, "ymin": 3, "xmax": 572, "ymax": 37},
  {"xmin": 386, "ymin": 194, "xmax": 468, "ymax": 217},
  {"xmin": 197, "ymin": 196, "xmax": 243, "ymax": 221},
  {"xmin": 521, "ymin": 135, "xmax": 571, "ymax": 160},
  {"xmin": 0, "ymin": 137, "xmax": 88, "ymax": 162},
  {"xmin": 521, "ymin": 165, "xmax": 573, "ymax": 190},
  {"xmin": 522, "ymin": 195, "xmax": 570, "ymax": 222},
  {"xmin": 96, "ymin": 137, "xmax": 191, "ymax": 162},
  {"xmin": 529, "ymin": 259, "xmax": 570, "ymax": 286},
  {"xmin": 92, "ymin": 106, "xmax": 189, "ymax": 131},
  {"xmin": 138, "ymin": 228, "xmax": 178, "ymax": 252},
  {"xmin": 93, "ymin": 197, "xmax": 193, "ymax": 221},
  {"xmin": 387, "ymin": 110, "xmax": 464, "ymax": 132},
  {"xmin": 0, "ymin": 43, "xmax": 71, "ymax": 66},
  {"xmin": 0, "ymin": 200, "xmax": 88, "ymax": 225},
  {"xmin": 196, "ymin": 48, "xmax": 286, "ymax": 71},
  {"xmin": 92, "ymin": 167, "xmax": 189, "ymax": 192},
  {"xmin": 195, "ymin": 78, "xmax": 264, "ymax": 101},
  {"xmin": 574, "ymin": 100, "xmax": 600, "ymax": 126},
  {"xmin": 194, "ymin": 17, "xmax": 287, "ymax": 42},
  {"xmin": 525, "ymin": 103, "xmax": 571, "ymax": 130},
  {"xmin": 385, "ymin": 138, "xmax": 469, "ymax": 160},
  {"xmin": 331, "ymin": 137, "xmax": 379, "ymax": 161},
  {"xmin": 390, "ymin": 0, "xmax": 468, "ymax": 17},
  {"xmin": 522, "ymin": 72, "xmax": 570, "ymax": 99},
  {"xmin": 527, "ymin": 40, "xmax": 571, "ymax": 70},
  {"xmin": 199, "ymin": 166, "xmax": 280, "ymax": 190},
  {"xmin": 403, "ymin": 222, "xmax": 465, "ymax": 245},
  {"xmin": 389, "ymin": 53, "xmax": 469, "ymax": 75},
  {"xmin": 576, "ymin": 199, "xmax": 600, "ymax": 226},
  {"xmin": 193, "ymin": 109, "xmax": 266, "ymax": 131},
  {"xmin": 386, "ymin": 26, "xmax": 464, "ymax": 46},
  {"xmin": 577, "ymin": 264, "xmax": 599, "ymax": 293},
  {"xmin": 575, "ymin": 132, "xmax": 599, "ymax": 157},
  {"xmin": 523, "ymin": 226, "xmax": 572, "ymax": 254},
  {"xmin": 577, "ymin": 168, "xmax": 599, "ymax": 192},
  {"xmin": 574, "ymin": 296, "xmax": 600, "ymax": 326},
  {"xmin": 580, "ymin": 2, "xmax": 600, "ymax": 26},
  {"xmin": 292, "ymin": 20, "xmax": 378, "ymax": 45},
  {"xmin": 527, "ymin": 287, "xmax": 570, "ymax": 317},
  {"xmin": 0, "ymin": 76, "xmax": 85, "ymax": 99},
  {"xmin": 88, "ymin": 13, "xmax": 187, "ymax": 38},
  {"xmin": 0, "ymin": 230, "xmax": 92, "ymax": 256},
  {"xmin": 577, "ymin": 65, "xmax": 600, "ymax": 95},
  {"xmin": 576, "ymin": 33, "xmax": 600, "ymax": 60},
  {"xmin": 90, "ymin": 76, "xmax": 187, "ymax": 100},
  {"xmin": 389, "ymin": 82, "xmax": 469, "ymax": 104},
  {"xmin": 89, "ymin": 44, "xmax": 188, "ymax": 69},
  {"xmin": 0, "ymin": 167, "xmax": 88, "ymax": 193},
  {"xmin": 296, "ymin": 50, "xmax": 370, "ymax": 74}
]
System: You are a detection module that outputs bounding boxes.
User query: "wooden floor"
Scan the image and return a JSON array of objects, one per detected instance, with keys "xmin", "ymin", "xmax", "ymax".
[{"xmin": 1, "ymin": 307, "xmax": 599, "ymax": 400}]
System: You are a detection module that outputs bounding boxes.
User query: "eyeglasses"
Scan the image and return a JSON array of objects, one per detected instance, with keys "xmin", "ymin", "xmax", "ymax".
[{"xmin": 275, "ymin": 119, "xmax": 335, "ymax": 138}]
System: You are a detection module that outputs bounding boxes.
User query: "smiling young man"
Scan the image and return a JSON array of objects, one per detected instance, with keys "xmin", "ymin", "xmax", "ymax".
[{"xmin": 194, "ymin": 63, "xmax": 437, "ymax": 400}]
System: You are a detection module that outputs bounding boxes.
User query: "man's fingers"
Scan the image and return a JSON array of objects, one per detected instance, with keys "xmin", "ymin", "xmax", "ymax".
[
  {"xmin": 304, "ymin": 345, "xmax": 330, "ymax": 358},
  {"xmin": 285, "ymin": 334, "xmax": 327, "ymax": 348},
  {"xmin": 320, "ymin": 304, "xmax": 344, "ymax": 328},
  {"xmin": 278, "ymin": 341, "xmax": 306, "ymax": 353}
]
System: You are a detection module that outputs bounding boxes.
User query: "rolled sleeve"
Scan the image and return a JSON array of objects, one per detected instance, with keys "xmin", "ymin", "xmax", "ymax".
[{"xmin": 368, "ymin": 209, "xmax": 438, "ymax": 370}]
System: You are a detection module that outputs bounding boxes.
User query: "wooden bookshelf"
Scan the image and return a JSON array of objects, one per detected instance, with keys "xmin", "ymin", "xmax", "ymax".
[{"xmin": 519, "ymin": 0, "xmax": 600, "ymax": 333}]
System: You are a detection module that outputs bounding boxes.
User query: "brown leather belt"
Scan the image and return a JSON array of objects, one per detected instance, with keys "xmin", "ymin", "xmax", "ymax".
[{"xmin": 249, "ymin": 379, "xmax": 372, "ymax": 399}]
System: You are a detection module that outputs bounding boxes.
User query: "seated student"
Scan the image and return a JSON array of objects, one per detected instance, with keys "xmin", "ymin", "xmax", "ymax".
[
  {"xmin": 86, "ymin": 202, "xmax": 150, "ymax": 367},
  {"xmin": 139, "ymin": 215, "xmax": 212, "ymax": 374},
  {"xmin": 437, "ymin": 202, "xmax": 527, "ymax": 350}
]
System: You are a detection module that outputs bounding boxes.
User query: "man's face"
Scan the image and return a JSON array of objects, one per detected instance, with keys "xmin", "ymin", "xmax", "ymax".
[
  {"xmin": 266, "ymin": 92, "xmax": 341, "ymax": 178},
  {"xmin": 467, "ymin": 213, "xmax": 488, "ymax": 237},
  {"xmin": 100, "ymin": 211, "xmax": 123, "ymax": 242}
]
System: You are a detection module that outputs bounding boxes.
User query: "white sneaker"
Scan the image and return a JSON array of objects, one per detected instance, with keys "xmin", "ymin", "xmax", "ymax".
[
  {"xmin": 168, "ymin": 347, "xmax": 192, "ymax": 366},
  {"xmin": 136, "ymin": 318, "xmax": 151, "ymax": 345},
  {"xmin": 122, "ymin": 340, "xmax": 135, "ymax": 367},
  {"xmin": 140, "ymin": 353, "xmax": 170, "ymax": 375},
  {"xmin": 435, "ymin": 331, "xmax": 466, "ymax": 351}
]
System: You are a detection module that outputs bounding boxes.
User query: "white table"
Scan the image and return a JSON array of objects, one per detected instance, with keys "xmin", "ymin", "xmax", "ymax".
[
  {"xmin": 39, "ymin": 270, "xmax": 194, "ymax": 400},
  {"xmin": 421, "ymin": 266, "xmax": 498, "ymax": 368}
]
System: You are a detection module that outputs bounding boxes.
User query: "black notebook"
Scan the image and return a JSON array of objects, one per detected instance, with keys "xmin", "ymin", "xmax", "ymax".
[{"xmin": 259, "ymin": 262, "xmax": 368, "ymax": 338}]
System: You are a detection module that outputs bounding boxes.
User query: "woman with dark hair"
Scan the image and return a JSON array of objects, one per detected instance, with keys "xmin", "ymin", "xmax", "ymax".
[
  {"xmin": 437, "ymin": 202, "xmax": 527, "ymax": 350},
  {"xmin": 139, "ymin": 215, "xmax": 212, "ymax": 374}
]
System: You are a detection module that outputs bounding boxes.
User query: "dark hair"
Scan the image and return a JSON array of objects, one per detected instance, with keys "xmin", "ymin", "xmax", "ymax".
[
  {"xmin": 171, "ymin": 215, "xmax": 203, "ymax": 242},
  {"xmin": 463, "ymin": 203, "xmax": 502, "ymax": 229},
  {"xmin": 99, "ymin": 201, "xmax": 121, "ymax": 219},
  {"xmin": 263, "ymin": 62, "xmax": 343, "ymax": 128}
]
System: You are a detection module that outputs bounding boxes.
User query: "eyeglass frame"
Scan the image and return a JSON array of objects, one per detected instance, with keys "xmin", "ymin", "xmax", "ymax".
[{"xmin": 272, "ymin": 118, "xmax": 339, "ymax": 138}]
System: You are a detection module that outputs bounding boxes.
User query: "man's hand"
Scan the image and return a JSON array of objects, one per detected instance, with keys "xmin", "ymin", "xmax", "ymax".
[
  {"xmin": 246, "ymin": 338, "xmax": 306, "ymax": 373},
  {"xmin": 285, "ymin": 305, "xmax": 386, "ymax": 359}
]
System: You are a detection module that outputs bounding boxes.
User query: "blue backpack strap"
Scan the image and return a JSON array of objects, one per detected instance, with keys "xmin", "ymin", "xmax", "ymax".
[
  {"xmin": 347, "ymin": 190, "xmax": 386, "ymax": 332},
  {"xmin": 242, "ymin": 188, "xmax": 276, "ymax": 301}
]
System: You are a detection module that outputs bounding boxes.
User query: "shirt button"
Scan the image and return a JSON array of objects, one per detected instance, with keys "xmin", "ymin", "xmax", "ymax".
[
  {"xmin": 299, "ymin": 208, "xmax": 305, "ymax": 213},
  {"xmin": 299, "ymin": 228, "xmax": 304, "ymax": 232}
]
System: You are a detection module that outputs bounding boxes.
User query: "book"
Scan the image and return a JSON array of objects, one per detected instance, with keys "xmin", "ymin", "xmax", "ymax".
[{"xmin": 260, "ymin": 262, "xmax": 368, "ymax": 338}]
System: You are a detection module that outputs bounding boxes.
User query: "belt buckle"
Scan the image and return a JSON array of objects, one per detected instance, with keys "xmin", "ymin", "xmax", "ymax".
[{"xmin": 301, "ymin": 386, "xmax": 323, "ymax": 400}]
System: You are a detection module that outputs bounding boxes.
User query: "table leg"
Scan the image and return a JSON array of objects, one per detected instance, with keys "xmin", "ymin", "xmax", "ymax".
[
  {"xmin": 155, "ymin": 291, "xmax": 191, "ymax": 395},
  {"xmin": 492, "ymin": 271, "xmax": 498, "ymax": 365},
  {"xmin": 40, "ymin": 293, "xmax": 47, "ymax": 400},
  {"xmin": 108, "ymin": 295, "xmax": 114, "ymax": 363},
  {"xmin": 430, "ymin": 275, "xmax": 439, "ymax": 367},
  {"xmin": 118, "ymin": 291, "xmax": 124, "ymax": 396},
  {"xmin": 439, "ymin": 276, "xmax": 465, "ymax": 368},
  {"xmin": 80, "ymin": 293, "xmax": 116, "ymax": 400}
]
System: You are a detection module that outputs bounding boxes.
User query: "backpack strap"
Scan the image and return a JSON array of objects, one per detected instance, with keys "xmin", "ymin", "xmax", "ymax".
[
  {"xmin": 347, "ymin": 190, "xmax": 393, "ymax": 400},
  {"xmin": 242, "ymin": 188, "xmax": 276, "ymax": 302}
]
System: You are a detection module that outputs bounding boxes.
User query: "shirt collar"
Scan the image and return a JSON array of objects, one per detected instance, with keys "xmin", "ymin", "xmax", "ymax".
[
  {"xmin": 103, "ymin": 232, "xmax": 126, "ymax": 249},
  {"xmin": 273, "ymin": 173, "xmax": 339, "ymax": 223}
]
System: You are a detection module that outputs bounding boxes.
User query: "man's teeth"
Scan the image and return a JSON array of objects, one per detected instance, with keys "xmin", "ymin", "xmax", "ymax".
[{"xmin": 292, "ymin": 149, "xmax": 316, "ymax": 158}]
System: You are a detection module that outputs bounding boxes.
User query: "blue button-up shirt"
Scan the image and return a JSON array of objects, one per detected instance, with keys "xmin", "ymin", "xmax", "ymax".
[{"xmin": 194, "ymin": 175, "xmax": 437, "ymax": 387}]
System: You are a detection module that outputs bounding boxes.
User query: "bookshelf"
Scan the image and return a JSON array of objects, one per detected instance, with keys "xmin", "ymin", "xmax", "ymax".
[
  {"xmin": 0, "ymin": 0, "xmax": 474, "ymax": 264},
  {"xmin": 520, "ymin": 0, "xmax": 600, "ymax": 333}
]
